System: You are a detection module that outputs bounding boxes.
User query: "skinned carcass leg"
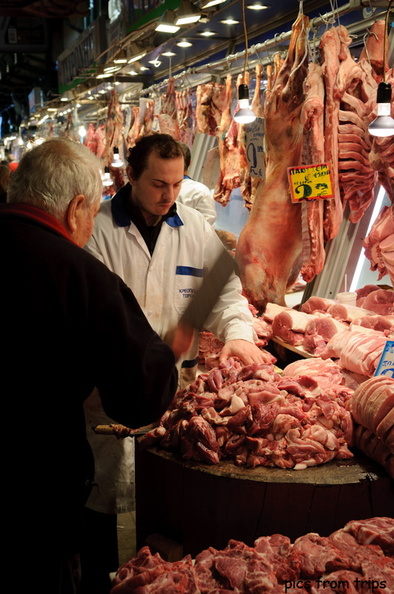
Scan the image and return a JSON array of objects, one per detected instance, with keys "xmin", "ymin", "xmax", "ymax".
[{"xmin": 236, "ymin": 13, "xmax": 310, "ymax": 309}]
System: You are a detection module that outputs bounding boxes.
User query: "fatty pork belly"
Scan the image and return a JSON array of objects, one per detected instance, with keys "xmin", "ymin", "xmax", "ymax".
[
  {"xmin": 321, "ymin": 329, "xmax": 388, "ymax": 377},
  {"xmin": 236, "ymin": 13, "xmax": 309, "ymax": 308},
  {"xmin": 140, "ymin": 357, "xmax": 354, "ymax": 471},
  {"xmin": 351, "ymin": 375, "xmax": 394, "ymax": 477}
]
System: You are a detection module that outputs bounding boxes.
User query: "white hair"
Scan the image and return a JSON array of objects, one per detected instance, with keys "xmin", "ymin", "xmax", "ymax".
[{"xmin": 7, "ymin": 138, "xmax": 103, "ymax": 218}]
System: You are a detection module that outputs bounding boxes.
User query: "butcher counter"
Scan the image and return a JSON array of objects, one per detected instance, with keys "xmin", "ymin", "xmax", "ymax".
[{"xmin": 134, "ymin": 440, "xmax": 394, "ymax": 561}]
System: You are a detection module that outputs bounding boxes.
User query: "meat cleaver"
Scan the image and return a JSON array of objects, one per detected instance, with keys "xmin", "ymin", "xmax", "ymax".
[{"xmin": 179, "ymin": 247, "xmax": 237, "ymax": 332}]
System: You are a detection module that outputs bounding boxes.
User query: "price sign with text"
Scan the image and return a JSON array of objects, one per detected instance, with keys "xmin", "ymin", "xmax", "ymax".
[
  {"xmin": 288, "ymin": 162, "xmax": 334, "ymax": 203},
  {"xmin": 374, "ymin": 341, "xmax": 394, "ymax": 378},
  {"xmin": 245, "ymin": 117, "xmax": 265, "ymax": 179}
]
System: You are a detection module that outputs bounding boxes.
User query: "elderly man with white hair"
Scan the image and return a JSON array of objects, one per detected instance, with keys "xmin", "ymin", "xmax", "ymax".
[{"xmin": 0, "ymin": 138, "xmax": 180, "ymax": 594}]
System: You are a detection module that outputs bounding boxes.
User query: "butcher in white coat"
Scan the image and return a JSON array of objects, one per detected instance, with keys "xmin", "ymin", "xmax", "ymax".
[
  {"xmin": 82, "ymin": 134, "xmax": 265, "ymax": 587},
  {"xmin": 177, "ymin": 142, "xmax": 217, "ymax": 225}
]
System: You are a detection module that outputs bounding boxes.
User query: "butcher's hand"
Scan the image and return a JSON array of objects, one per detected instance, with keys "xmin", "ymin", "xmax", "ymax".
[
  {"xmin": 164, "ymin": 322, "xmax": 195, "ymax": 362},
  {"xmin": 219, "ymin": 339, "xmax": 266, "ymax": 365}
]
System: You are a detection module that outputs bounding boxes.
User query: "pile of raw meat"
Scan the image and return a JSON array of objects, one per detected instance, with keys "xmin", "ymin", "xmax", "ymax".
[
  {"xmin": 110, "ymin": 517, "xmax": 394, "ymax": 593},
  {"xmin": 140, "ymin": 357, "xmax": 354, "ymax": 470}
]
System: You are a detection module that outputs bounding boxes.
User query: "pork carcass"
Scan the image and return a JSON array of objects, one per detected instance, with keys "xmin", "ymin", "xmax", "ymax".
[
  {"xmin": 300, "ymin": 61, "xmax": 326, "ymax": 283},
  {"xmin": 336, "ymin": 31, "xmax": 378, "ymax": 223},
  {"xmin": 236, "ymin": 13, "xmax": 310, "ymax": 308},
  {"xmin": 319, "ymin": 26, "xmax": 344, "ymax": 240},
  {"xmin": 213, "ymin": 74, "xmax": 243, "ymax": 206},
  {"xmin": 363, "ymin": 205, "xmax": 394, "ymax": 283}
]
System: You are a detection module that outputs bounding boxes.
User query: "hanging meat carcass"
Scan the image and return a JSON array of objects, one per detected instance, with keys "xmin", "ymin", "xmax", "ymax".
[
  {"xmin": 125, "ymin": 105, "xmax": 140, "ymax": 149},
  {"xmin": 176, "ymin": 88, "xmax": 196, "ymax": 147},
  {"xmin": 236, "ymin": 13, "xmax": 310, "ymax": 309},
  {"xmin": 195, "ymin": 81, "xmax": 227, "ymax": 136},
  {"xmin": 104, "ymin": 89, "xmax": 124, "ymax": 164},
  {"xmin": 157, "ymin": 78, "xmax": 180, "ymax": 140},
  {"xmin": 300, "ymin": 60, "xmax": 326, "ymax": 282},
  {"xmin": 138, "ymin": 99, "xmax": 155, "ymax": 139},
  {"xmin": 241, "ymin": 64, "xmax": 265, "ymax": 210},
  {"xmin": 335, "ymin": 26, "xmax": 378, "ymax": 223},
  {"xmin": 213, "ymin": 74, "xmax": 243, "ymax": 206},
  {"xmin": 363, "ymin": 204, "xmax": 394, "ymax": 285}
]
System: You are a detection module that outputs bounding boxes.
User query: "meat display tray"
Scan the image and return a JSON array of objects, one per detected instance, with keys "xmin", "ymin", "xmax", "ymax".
[{"xmin": 271, "ymin": 337, "xmax": 314, "ymax": 358}]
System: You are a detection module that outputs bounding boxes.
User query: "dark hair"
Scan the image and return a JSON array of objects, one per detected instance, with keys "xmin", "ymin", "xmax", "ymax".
[
  {"xmin": 127, "ymin": 133, "xmax": 184, "ymax": 179},
  {"xmin": 178, "ymin": 142, "xmax": 191, "ymax": 170}
]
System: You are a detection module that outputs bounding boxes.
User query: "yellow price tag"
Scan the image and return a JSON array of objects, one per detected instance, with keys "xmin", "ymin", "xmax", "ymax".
[{"xmin": 287, "ymin": 163, "xmax": 334, "ymax": 203}]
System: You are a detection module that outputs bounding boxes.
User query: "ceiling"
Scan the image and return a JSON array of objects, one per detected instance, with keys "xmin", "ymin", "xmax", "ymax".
[{"xmin": 0, "ymin": 0, "xmax": 392, "ymax": 134}]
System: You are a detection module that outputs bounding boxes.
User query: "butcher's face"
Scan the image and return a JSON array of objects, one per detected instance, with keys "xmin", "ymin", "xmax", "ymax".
[{"xmin": 127, "ymin": 152, "xmax": 184, "ymax": 225}]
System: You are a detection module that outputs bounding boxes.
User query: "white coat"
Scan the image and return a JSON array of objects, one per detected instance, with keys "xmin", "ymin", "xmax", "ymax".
[
  {"xmin": 177, "ymin": 176, "xmax": 217, "ymax": 225},
  {"xmin": 83, "ymin": 187, "xmax": 255, "ymax": 514},
  {"xmin": 85, "ymin": 187, "xmax": 255, "ymax": 376}
]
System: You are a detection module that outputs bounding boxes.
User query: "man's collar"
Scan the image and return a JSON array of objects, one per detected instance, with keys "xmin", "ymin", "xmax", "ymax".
[
  {"xmin": 0, "ymin": 202, "xmax": 73, "ymax": 242},
  {"xmin": 111, "ymin": 183, "xmax": 184, "ymax": 229}
]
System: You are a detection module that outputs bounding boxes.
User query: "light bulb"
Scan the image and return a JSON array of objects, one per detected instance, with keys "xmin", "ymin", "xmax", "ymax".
[
  {"xmin": 233, "ymin": 84, "xmax": 256, "ymax": 124},
  {"xmin": 111, "ymin": 147, "xmax": 124, "ymax": 167},
  {"xmin": 102, "ymin": 167, "xmax": 113, "ymax": 187},
  {"xmin": 368, "ymin": 82, "xmax": 394, "ymax": 138}
]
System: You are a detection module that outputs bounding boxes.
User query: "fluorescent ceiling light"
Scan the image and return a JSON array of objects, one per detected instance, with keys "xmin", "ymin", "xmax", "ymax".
[
  {"xmin": 199, "ymin": 30, "xmax": 216, "ymax": 36},
  {"xmin": 221, "ymin": 18, "xmax": 239, "ymax": 24},
  {"xmin": 175, "ymin": 0, "xmax": 201, "ymax": 26},
  {"xmin": 104, "ymin": 65, "xmax": 121, "ymax": 72},
  {"xmin": 247, "ymin": 2, "xmax": 269, "ymax": 8},
  {"xmin": 155, "ymin": 10, "xmax": 180, "ymax": 33},
  {"xmin": 113, "ymin": 50, "xmax": 127, "ymax": 63},
  {"xmin": 162, "ymin": 51, "xmax": 176, "ymax": 56},
  {"xmin": 201, "ymin": 0, "xmax": 226, "ymax": 7},
  {"xmin": 128, "ymin": 51, "xmax": 147, "ymax": 63},
  {"xmin": 177, "ymin": 40, "xmax": 193, "ymax": 47}
]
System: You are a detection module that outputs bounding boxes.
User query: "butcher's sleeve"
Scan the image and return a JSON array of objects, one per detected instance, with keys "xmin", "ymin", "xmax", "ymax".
[
  {"xmin": 202, "ymin": 229, "xmax": 256, "ymax": 344},
  {"xmin": 194, "ymin": 188, "xmax": 217, "ymax": 226}
]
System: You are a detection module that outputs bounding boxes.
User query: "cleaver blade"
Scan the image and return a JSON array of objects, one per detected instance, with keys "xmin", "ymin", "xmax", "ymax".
[{"xmin": 179, "ymin": 248, "xmax": 237, "ymax": 332}]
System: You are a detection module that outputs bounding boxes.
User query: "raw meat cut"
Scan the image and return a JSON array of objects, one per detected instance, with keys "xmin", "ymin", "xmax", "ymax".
[
  {"xmin": 361, "ymin": 288, "xmax": 394, "ymax": 316},
  {"xmin": 321, "ymin": 329, "xmax": 388, "ymax": 377},
  {"xmin": 236, "ymin": 13, "xmax": 310, "ymax": 308},
  {"xmin": 111, "ymin": 518, "xmax": 394, "ymax": 593},
  {"xmin": 272, "ymin": 310, "xmax": 315, "ymax": 346},
  {"xmin": 302, "ymin": 316, "xmax": 348, "ymax": 356}
]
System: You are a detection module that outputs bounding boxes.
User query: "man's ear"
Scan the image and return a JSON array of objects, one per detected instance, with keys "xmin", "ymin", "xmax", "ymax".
[{"xmin": 66, "ymin": 194, "xmax": 85, "ymax": 234}]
